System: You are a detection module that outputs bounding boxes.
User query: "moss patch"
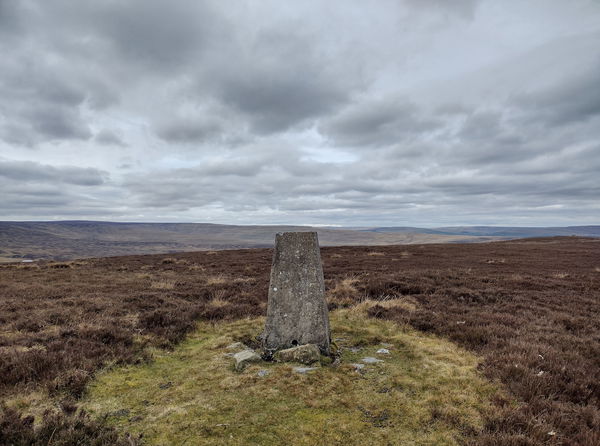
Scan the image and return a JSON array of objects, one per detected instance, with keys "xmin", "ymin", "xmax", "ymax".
[{"xmin": 82, "ymin": 308, "xmax": 498, "ymax": 445}]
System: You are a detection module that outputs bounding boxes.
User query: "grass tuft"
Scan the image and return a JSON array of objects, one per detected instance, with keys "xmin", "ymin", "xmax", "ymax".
[{"xmin": 150, "ymin": 279, "xmax": 177, "ymax": 290}]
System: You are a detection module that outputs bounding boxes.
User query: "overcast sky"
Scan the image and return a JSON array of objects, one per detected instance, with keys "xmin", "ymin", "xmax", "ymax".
[{"xmin": 1, "ymin": 0, "xmax": 599, "ymax": 227}]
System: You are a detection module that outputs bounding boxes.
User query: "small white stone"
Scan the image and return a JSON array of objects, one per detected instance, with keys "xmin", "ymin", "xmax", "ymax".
[
  {"xmin": 376, "ymin": 348, "xmax": 390, "ymax": 355},
  {"xmin": 362, "ymin": 357, "xmax": 383, "ymax": 364},
  {"xmin": 293, "ymin": 367, "xmax": 317, "ymax": 374}
]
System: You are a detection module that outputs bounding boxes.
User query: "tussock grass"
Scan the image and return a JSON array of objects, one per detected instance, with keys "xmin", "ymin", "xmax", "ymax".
[
  {"xmin": 205, "ymin": 275, "xmax": 227, "ymax": 286},
  {"xmin": 83, "ymin": 308, "xmax": 497, "ymax": 446},
  {"xmin": 187, "ymin": 264, "xmax": 205, "ymax": 271},
  {"xmin": 150, "ymin": 279, "xmax": 177, "ymax": 290},
  {"xmin": 48, "ymin": 261, "xmax": 72, "ymax": 269},
  {"xmin": 206, "ymin": 297, "xmax": 229, "ymax": 309},
  {"xmin": 328, "ymin": 276, "xmax": 361, "ymax": 307},
  {"xmin": 351, "ymin": 297, "xmax": 419, "ymax": 313}
]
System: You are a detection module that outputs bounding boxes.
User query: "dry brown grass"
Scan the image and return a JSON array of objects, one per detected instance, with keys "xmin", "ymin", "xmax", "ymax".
[
  {"xmin": 150, "ymin": 279, "xmax": 177, "ymax": 290},
  {"xmin": 205, "ymin": 274, "xmax": 227, "ymax": 286},
  {"xmin": 232, "ymin": 277, "xmax": 257, "ymax": 284},
  {"xmin": 347, "ymin": 296, "xmax": 419, "ymax": 316},
  {"xmin": 330, "ymin": 276, "xmax": 360, "ymax": 296},
  {"xmin": 206, "ymin": 297, "xmax": 229, "ymax": 309},
  {"xmin": 187, "ymin": 264, "xmax": 205, "ymax": 272},
  {"xmin": 327, "ymin": 276, "xmax": 361, "ymax": 308},
  {"xmin": 485, "ymin": 258, "xmax": 506, "ymax": 264},
  {"xmin": 367, "ymin": 251, "xmax": 385, "ymax": 257},
  {"xmin": 47, "ymin": 261, "xmax": 72, "ymax": 269},
  {"xmin": 14, "ymin": 263, "xmax": 41, "ymax": 270}
]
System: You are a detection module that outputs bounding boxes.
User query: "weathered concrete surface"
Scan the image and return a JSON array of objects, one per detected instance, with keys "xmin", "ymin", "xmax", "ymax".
[
  {"xmin": 261, "ymin": 232, "xmax": 331, "ymax": 354},
  {"xmin": 273, "ymin": 344, "xmax": 320, "ymax": 365}
]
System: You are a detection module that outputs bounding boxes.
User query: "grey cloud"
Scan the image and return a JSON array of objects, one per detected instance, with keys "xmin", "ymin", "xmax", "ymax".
[
  {"xmin": 0, "ymin": 105, "xmax": 91, "ymax": 145},
  {"xmin": 0, "ymin": 159, "xmax": 119, "ymax": 218},
  {"xmin": 321, "ymin": 99, "xmax": 442, "ymax": 147},
  {"xmin": 404, "ymin": 0, "xmax": 481, "ymax": 20},
  {"xmin": 516, "ymin": 59, "xmax": 600, "ymax": 126},
  {"xmin": 435, "ymin": 103, "xmax": 471, "ymax": 116},
  {"xmin": 217, "ymin": 69, "xmax": 348, "ymax": 134},
  {"xmin": 1, "ymin": 189, "xmax": 71, "ymax": 209},
  {"xmin": 208, "ymin": 26, "xmax": 359, "ymax": 134},
  {"xmin": 457, "ymin": 111, "xmax": 503, "ymax": 141},
  {"xmin": 0, "ymin": 49, "xmax": 92, "ymax": 145},
  {"xmin": 0, "ymin": 160, "xmax": 107, "ymax": 186},
  {"xmin": 95, "ymin": 129, "xmax": 126, "ymax": 146},
  {"xmin": 156, "ymin": 119, "xmax": 223, "ymax": 144},
  {"xmin": 0, "ymin": 0, "xmax": 23, "ymax": 36},
  {"xmin": 28, "ymin": 107, "xmax": 91, "ymax": 141},
  {"xmin": 93, "ymin": 1, "xmax": 211, "ymax": 70}
]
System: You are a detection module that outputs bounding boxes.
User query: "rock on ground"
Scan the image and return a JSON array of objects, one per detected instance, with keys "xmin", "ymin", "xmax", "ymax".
[
  {"xmin": 362, "ymin": 357, "xmax": 384, "ymax": 364},
  {"xmin": 273, "ymin": 344, "xmax": 320, "ymax": 365},
  {"xmin": 233, "ymin": 350, "xmax": 261, "ymax": 371},
  {"xmin": 293, "ymin": 367, "xmax": 318, "ymax": 374}
]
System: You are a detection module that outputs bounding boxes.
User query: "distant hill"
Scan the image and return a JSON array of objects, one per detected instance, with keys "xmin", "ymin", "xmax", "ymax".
[
  {"xmin": 363, "ymin": 225, "xmax": 600, "ymax": 238},
  {"xmin": 0, "ymin": 221, "xmax": 492, "ymax": 262}
]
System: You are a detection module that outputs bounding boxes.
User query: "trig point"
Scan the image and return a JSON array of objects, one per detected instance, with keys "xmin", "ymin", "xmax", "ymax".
[{"xmin": 261, "ymin": 232, "xmax": 331, "ymax": 355}]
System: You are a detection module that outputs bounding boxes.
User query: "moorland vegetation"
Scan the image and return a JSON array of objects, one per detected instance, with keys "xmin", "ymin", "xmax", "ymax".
[{"xmin": 1, "ymin": 237, "xmax": 599, "ymax": 445}]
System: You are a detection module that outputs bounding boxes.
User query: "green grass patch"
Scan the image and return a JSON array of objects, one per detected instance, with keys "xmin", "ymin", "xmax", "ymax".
[{"xmin": 82, "ymin": 307, "xmax": 498, "ymax": 445}]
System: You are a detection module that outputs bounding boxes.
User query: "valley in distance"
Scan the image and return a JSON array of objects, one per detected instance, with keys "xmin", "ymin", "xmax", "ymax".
[{"xmin": 1, "ymin": 220, "xmax": 599, "ymax": 262}]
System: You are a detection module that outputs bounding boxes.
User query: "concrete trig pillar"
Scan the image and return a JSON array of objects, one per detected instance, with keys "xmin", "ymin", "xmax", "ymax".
[{"xmin": 261, "ymin": 232, "xmax": 331, "ymax": 354}]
